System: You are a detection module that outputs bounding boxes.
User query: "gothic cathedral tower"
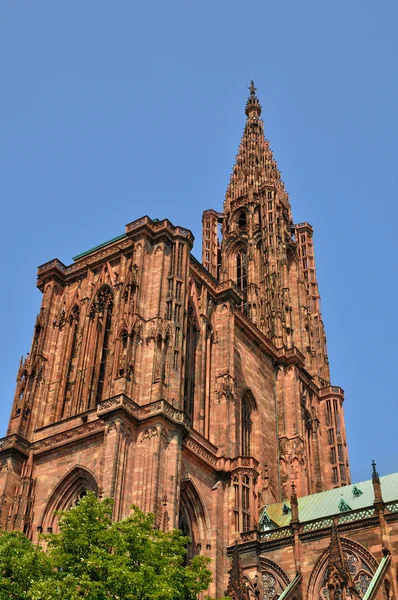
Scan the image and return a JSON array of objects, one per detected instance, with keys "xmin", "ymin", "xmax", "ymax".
[
  {"xmin": 202, "ymin": 83, "xmax": 349, "ymax": 495},
  {"xmin": 0, "ymin": 83, "xmax": 350, "ymax": 597}
]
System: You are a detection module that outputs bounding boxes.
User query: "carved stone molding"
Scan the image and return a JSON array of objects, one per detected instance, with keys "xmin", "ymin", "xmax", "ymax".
[{"xmin": 96, "ymin": 394, "xmax": 191, "ymax": 430}]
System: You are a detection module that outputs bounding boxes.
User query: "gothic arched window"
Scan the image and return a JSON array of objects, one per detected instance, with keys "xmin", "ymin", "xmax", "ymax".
[
  {"xmin": 117, "ymin": 329, "xmax": 129, "ymax": 377},
  {"xmin": 242, "ymin": 395, "xmax": 252, "ymax": 456},
  {"xmin": 61, "ymin": 304, "xmax": 80, "ymax": 418},
  {"xmin": 238, "ymin": 211, "xmax": 247, "ymax": 229},
  {"xmin": 153, "ymin": 335, "xmax": 163, "ymax": 382},
  {"xmin": 184, "ymin": 304, "xmax": 197, "ymax": 418},
  {"xmin": 89, "ymin": 286, "xmax": 113, "ymax": 406},
  {"xmin": 236, "ymin": 251, "xmax": 247, "ymax": 293}
]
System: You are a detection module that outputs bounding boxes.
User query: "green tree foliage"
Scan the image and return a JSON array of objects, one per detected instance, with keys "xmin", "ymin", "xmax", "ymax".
[
  {"xmin": 0, "ymin": 529, "xmax": 52, "ymax": 600},
  {"xmin": 0, "ymin": 493, "xmax": 222, "ymax": 600}
]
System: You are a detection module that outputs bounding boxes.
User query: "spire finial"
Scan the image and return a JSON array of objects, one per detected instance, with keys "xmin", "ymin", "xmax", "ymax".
[
  {"xmin": 245, "ymin": 80, "xmax": 261, "ymax": 118},
  {"xmin": 226, "ymin": 542, "xmax": 246, "ymax": 598},
  {"xmin": 249, "ymin": 80, "xmax": 257, "ymax": 97},
  {"xmin": 372, "ymin": 460, "xmax": 380, "ymax": 483}
]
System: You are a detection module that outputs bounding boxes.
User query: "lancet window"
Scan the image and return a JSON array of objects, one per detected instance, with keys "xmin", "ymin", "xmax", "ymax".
[
  {"xmin": 241, "ymin": 394, "xmax": 252, "ymax": 456},
  {"xmin": 153, "ymin": 335, "xmax": 163, "ymax": 382},
  {"xmin": 236, "ymin": 251, "xmax": 248, "ymax": 294},
  {"xmin": 184, "ymin": 304, "xmax": 197, "ymax": 418},
  {"xmin": 88, "ymin": 286, "xmax": 113, "ymax": 407},
  {"xmin": 116, "ymin": 329, "xmax": 129, "ymax": 377},
  {"xmin": 61, "ymin": 304, "xmax": 80, "ymax": 418}
]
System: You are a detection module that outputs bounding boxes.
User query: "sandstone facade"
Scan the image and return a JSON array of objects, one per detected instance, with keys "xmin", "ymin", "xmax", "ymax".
[{"xmin": 1, "ymin": 83, "xmax": 394, "ymax": 599}]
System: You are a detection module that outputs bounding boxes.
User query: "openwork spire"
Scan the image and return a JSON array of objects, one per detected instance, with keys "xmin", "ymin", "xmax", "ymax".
[{"xmin": 225, "ymin": 81, "xmax": 289, "ymax": 207}]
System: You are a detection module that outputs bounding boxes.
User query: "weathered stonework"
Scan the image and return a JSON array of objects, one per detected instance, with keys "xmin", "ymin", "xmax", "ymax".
[{"xmin": 1, "ymin": 83, "xmax": 395, "ymax": 599}]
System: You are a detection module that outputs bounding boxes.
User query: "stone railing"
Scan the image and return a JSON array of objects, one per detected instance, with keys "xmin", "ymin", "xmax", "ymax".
[
  {"xmin": 125, "ymin": 216, "xmax": 194, "ymax": 242},
  {"xmin": 37, "ymin": 259, "xmax": 66, "ymax": 275},
  {"xmin": 97, "ymin": 394, "xmax": 191, "ymax": 429},
  {"xmin": 319, "ymin": 386, "xmax": 344, "ymax": 397}
]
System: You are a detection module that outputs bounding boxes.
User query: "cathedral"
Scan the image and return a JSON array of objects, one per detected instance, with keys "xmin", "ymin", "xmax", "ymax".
[{"xmin": 0, "ymin": 83, "xmax": 397, "ymax": 599}]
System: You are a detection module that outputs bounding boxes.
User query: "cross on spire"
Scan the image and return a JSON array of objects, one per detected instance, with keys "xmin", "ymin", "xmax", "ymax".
[
  {"xmin": 248, "ymin": 80, "xmax": 257, "ymax": 97},
  {"xmin": 245, "ymin": 80, "xmax": 261, "ymax": 118}
]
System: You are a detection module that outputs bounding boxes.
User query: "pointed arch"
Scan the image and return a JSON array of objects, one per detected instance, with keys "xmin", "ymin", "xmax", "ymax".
[
  {"xmin": 40, "ymin": 466, "xmax": 98, "ymax": 532},
  {"xmin": 87, "ymin": 264, "xmax": 115, "ymax": 308},
  {"xmin": 60, "ymin": 303, "xmax": 81, "ymax": 418},
  {"xmin": 86, "ymin": 285, "xmax": 114, "ymax": 407},
  {"xmin": 153, "ymin": 333, "xmax": 163, "ymax": 382},
  {"xmin": 306, "ymin": 536, "xmax": 378, "ymax": 600},
  {"xmin": 179, "ymin": 479, "xmax": 209, "ymax": 562},
  {"xmin": 260, "ymin": 556, "xmax": 290, "ymax": 600},
  {"xmin": 184, "ymin": 299, "xmax": 199, "ymax": 418},
  {"xmin": 115, "ymin": 328, "xmax": 129, "ymax": 378}
]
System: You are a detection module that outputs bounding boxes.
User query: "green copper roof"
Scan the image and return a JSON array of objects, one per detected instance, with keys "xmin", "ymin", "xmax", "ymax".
[
  {"xmin": 72, "ymin": 233, "xmax": 126, "ymax": 261},
  {"xmin": 260, "ymin": 473, "xmax": 398, "ymax": 530}
]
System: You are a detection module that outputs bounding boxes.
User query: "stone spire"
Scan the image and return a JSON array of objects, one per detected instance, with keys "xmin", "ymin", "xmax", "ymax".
[
  {"xmin": 372, "ymin": 460, "xmax": 383, "ymax": 505},
  {"xmin": 226, "ymin": 543, "xmax": 249, "ymax": 600},
  {"xmin": 328, "ymin": 521, "xmax": 347, "ymax": 574},
  {"xmin": 326, "ymin": 521, "xmax": 355, "ymax": 600},
  {"xmin": 224, "ymin": 81, "xmax": 289, "ymax": 208}
]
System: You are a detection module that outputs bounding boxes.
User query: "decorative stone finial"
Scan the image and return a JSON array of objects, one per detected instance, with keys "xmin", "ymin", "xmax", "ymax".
[
  {"xmin": 245, "ymin": 80, "xmax": 262, "ymax": 118},
  {"xmin": 372, "ymin": 460, "xmax": 380, "ymax": 484},
  {"xmin": 226, "ymin": 542, "xmax": 248, "ymax": 599},
  {"xmin": 249, "ymin": 80, "xmax": 257, "ymax": 97},
  {"xmin": 372, "ymin": 460, "xmax": 383, "ymax": 505}
]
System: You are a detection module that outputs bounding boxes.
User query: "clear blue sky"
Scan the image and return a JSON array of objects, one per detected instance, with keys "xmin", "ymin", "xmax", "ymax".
[{"xmin": 1, "ymin": 1, "xmax": 397, "ymax": 483}]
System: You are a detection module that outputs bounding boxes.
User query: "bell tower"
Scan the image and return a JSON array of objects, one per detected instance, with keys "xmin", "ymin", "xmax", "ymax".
[{"xmin": 203, "ymin": 81, "xmax": 329, "ymax": 384}]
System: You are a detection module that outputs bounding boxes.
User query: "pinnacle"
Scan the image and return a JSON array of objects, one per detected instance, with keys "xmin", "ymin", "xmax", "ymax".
[
  {"xmin": 224, "ymin": 83, "xmax": 289, "ymax": 207},
  {"xmin": 329, "ymin": 520, "xmax": 347, "ymax": 575},
  {"xmin": 245, "ymin": 79, "xmax": 261, "ymax": 118}
]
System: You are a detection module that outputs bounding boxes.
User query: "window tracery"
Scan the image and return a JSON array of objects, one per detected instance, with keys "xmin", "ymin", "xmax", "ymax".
[
  {"xmin": 316, "ymin": 549, "xmax": 374, "ymax": 600},
  {"xmin": 263, "ymin": 572, "xmax": 277, "ymax": 600},
  {"xmin": 259, "ymin": 560, "xmax": 290, "ymax": 600},
  {"xmin": 87, "ymin": 286, "xmax": 114, "ymax": 407}
]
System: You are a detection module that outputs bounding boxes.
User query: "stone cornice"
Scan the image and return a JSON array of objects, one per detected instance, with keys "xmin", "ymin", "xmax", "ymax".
[
  {"xmin": 183, "ymin": 435, "xmax": 260, "ymax": 475},
  {"xmin": 0, "ymin": 421, "xmax": 105, "ymax": 457},
  {"xmin": 0, "ymin": 434, "xmax": 31, "ymax": 457},
  {"xmin": 37, "ymin": 215, "xmax": 194, "ymax": 292},
  {"xmin": 37, "ymin": 237, "xmax": 134, "ymax": 291},
  {"xmin": 97, "ymin": 394, "xmax": 192, "ymax": 432},
  {"xmin": 0, "ymin": 395, "xmax": 192, "ymax": 457},
  {"xmin": 125, "ymin": 216, "xmax": 194, "ymax": 246}
]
